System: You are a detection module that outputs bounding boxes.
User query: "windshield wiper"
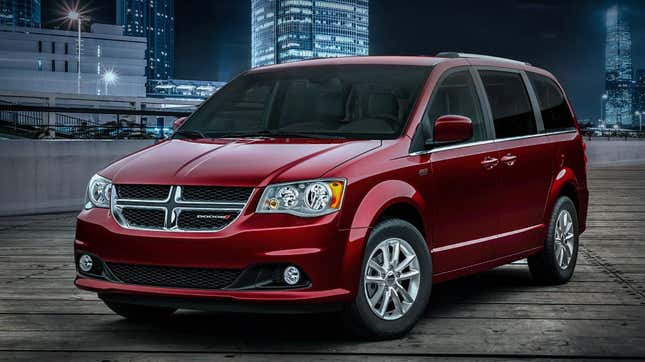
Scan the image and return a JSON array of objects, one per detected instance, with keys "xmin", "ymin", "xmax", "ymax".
[
  {"xmin": 214, "ymin": 130, "xmax": 346, "ymax": 139},
  {"xmin": 214, "ymin": 130, "xmax": 274, "ymax": 138},
  {"xmin": 269, "ymin": 131, "xmax": 347, "ymax": 139},
  {"xmin": 173, "ymin": 130, "xmax": 206, "ymax": 139}
]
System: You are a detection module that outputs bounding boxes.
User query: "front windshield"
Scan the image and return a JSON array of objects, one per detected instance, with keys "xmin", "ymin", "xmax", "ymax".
[{"xmin": 177, "ymin": 64, "xmax": 432, "ymax": 140}]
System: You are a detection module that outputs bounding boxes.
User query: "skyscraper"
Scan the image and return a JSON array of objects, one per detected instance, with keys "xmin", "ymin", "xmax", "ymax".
[
  {"xmin": 116, "ymin": 0, "xmax": 174, "ymax": 80},
  {"xmin": 634, "ymin": 70, "xmax": 645, "ymax": 117},
  {"xmin": 0, "ymin": 0, "xmax": 41, "ymax": 28},
  {"xmin": 251, "ymin": 0, "xmax": 369, "ymax": 68},
  {"xmin": 604, "ymin": 5, "xmax": 633, "ymax": 128}
]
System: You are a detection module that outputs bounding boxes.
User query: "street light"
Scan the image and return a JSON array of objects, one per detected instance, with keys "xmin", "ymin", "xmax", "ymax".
[
  {"xmin": 66, "ymin": 10, "xmax": 82, "ymax": 94},
  {"xmin": 102, "ymin": 69, "xmax": 118, "ymax": 96}
]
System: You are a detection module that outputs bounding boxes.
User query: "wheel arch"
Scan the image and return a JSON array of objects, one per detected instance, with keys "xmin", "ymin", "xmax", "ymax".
[
  {"xmin": 339, "ymin": 179, "xmax": 429, "ymax": 294},
  {"xmin": 350, "ymin": 179, "xmax": 428, "ymax": 239},
  {"xmin": 376, "ymin": 202, "xmax": 426, "ymax": 240},
  {"xmin": 545, "ymin": 167, "xmax": 580, "ymax": 227}
]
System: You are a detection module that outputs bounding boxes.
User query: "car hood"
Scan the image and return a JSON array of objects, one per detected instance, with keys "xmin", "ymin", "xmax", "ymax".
[{"xmin": 101, "ymin": 138, "xmax": 381, "ymax": 187}]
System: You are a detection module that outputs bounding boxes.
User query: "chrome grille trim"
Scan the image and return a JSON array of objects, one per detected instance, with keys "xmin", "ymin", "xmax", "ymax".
[
  {"xmin": 174, "ymin": 186, "xmax": 247, "ymax": 207},
  {"xmin": 116, "ymin": 185, "xmax": 172, "ymax": 201},
  {"xmin": 180, "ymin": 186, "xmax": 253, "ymax": 204},
  {"xmin": 111, "ymin": 185, "xmax": 253, "ymax": 233}
]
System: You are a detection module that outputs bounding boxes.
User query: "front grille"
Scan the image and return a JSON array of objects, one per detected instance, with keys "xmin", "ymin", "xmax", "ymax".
[
  {"xmin": 107, "ymin": 263, "xmax": 241, "ymax": 290},
  {"xmin": 117, "ymin": 185, "xmax": 170, "ymax": 200},
  {"xmin": 121, "ymin": 208, "xmax": 165, "ymax": 229},
  {"xmin": 112, "ymin": 185, "xmax": 251, "ymax": 232},
  {"xmin": 177, "ymin": 210, "xmax": 240, "ymax": 231},
  {"xmin": 181, "ymin": 186, "xmax": 253, "ymax": 203}
]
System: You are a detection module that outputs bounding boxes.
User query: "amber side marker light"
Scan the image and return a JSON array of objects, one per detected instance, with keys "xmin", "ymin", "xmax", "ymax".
[{"xmin": 329, "ymin": 181, "xmax": 344, "ymax": 209}]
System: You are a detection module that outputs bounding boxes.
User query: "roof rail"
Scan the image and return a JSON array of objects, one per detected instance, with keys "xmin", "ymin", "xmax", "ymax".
[{"xmin": 436, "ymin": 52, "xmax": 531, "ymax": 66}]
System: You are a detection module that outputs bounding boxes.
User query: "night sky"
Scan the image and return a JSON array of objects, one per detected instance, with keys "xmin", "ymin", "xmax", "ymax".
[{"xmin": 42, "ymin": 0, "xmax": 645, "ymax": 121}]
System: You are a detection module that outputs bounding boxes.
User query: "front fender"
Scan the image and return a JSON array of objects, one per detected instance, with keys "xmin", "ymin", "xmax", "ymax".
[{"xmin": 338, "ymin": 179, "xmax": 427, "ymax": 294}]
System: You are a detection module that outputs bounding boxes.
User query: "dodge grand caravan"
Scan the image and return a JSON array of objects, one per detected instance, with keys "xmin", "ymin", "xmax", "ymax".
[{"xmin": 75, "ymin": 53, "xmax": 588, "ymax": 339}]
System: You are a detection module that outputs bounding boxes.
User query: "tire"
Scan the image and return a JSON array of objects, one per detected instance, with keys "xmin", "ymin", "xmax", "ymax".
[
  {"xmin": 528, "ymin": 196, "xmax": 579, "ymax": 285},
  {"xmin": 343, "ymin": 218, "xmax": 432, "ymax": 340},
  {"xmin": 104, "ymin": 300, "xmax": 176, "ymax": 321}
]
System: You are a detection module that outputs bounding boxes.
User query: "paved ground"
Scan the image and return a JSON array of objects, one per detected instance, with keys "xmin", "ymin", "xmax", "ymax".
[{"xmin": 1, "ymin": 166, "xmax": 644, "ymax": 361}]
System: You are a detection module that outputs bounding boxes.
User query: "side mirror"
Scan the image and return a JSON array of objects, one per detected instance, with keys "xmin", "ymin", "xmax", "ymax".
[
  {"xmin": 425, "ymin": 115, "xmax": 473, "ymax": 148},
  {"xmin": 172, "ymin": 117, "xmax": 187, "ymax": 131}
]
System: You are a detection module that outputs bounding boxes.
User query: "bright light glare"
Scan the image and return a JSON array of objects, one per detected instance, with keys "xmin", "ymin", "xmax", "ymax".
[
  {"xmin": 55, "ymin": 1, "xmax": 92, "ymax": 29},
  {"xmin": 103, "ymin": 70, "xmax": 118, "ymax": 85},
  {"xmin": 67, "ymin": 10, "xmax": 80, "ymax": 20}
]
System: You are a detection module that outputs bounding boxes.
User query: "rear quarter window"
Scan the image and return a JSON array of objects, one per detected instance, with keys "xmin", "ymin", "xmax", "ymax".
[
  {"xmin": 528, "ymin": 72, "xmax": 576, "ymax": 132},
  {"xmin": 479, "ymin": 70, "xmax": 537, "ymax": 139}
]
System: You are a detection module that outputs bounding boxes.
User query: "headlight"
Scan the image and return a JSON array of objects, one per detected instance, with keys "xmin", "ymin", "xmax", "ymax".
[
  {"xmin": 257, "ymin": 179, "xmax": 345, "ymax": 217},
  {"xmin": 84, "ymin": 174, "xmax": 113, "ymax": 209}
]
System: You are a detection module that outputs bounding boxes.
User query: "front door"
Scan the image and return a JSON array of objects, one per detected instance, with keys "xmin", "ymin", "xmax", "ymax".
[
  {"xmin": 415, "ymin": 69, "xmax": 502, "ymax": 273},
  {"xmin": 430, "ymin": 143, "xmax": 501, "ymax": 273}
]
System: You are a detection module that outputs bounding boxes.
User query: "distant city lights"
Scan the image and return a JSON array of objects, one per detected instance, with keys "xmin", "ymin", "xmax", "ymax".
[
  {"xmin": 103, "ymin": 70, "xmax": 118, "ymax": 85},
  {"xmin": 56, "ymin": 1, "xmax": 92, "ymax": 28},
  {"xmin": 102, "ymin": 69, "xmax": 119, "ymax": 95}
]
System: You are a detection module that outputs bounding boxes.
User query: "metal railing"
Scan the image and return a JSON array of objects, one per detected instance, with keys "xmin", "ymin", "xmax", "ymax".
[
  {"xmin": 580, "ymin": 128, "xmax": 645, "ymax": 140},
  {"xmin": 49, "ymin": 123, "xmax": 172, "ymax": 140},
  {"xmin": 0, "ymin": 106, "xmax": 187, "ymax": 140},
  {"xmin": 0, "ymin": 90, "xmax": 200, "ymax": 140}
]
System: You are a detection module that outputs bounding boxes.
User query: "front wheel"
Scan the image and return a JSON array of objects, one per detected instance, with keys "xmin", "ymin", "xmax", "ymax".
[
  {"xmin": 343, "ymin": 219, "xmax": 432, "ymax": 340},
  {"xmin": 528, "ymin": 196, "xmax": 579, "ymax": 284}
]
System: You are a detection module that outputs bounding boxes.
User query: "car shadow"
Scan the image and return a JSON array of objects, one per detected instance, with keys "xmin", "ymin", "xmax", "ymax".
[
  {"xmin": 98, "ymin": 265, "xmax": 539, "ymax": 348},
  {"xmin": 427, "ymin": 264, "xmax": 537, "ymax": 316}
]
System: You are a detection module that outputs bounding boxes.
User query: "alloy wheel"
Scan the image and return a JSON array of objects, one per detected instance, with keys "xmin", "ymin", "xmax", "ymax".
[
  {"xmin": 554, "ymin": 209, "xmax": 575, "ymax": 270},
  {"xmin": 364, "ymin": 237, "xmax": 421, "ymax": 320}
]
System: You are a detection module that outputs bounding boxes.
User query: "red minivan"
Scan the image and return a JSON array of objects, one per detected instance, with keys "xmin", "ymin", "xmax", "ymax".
[{"xmin": 75, "ymin": 53, "xmax": 588, "ymax": 339}]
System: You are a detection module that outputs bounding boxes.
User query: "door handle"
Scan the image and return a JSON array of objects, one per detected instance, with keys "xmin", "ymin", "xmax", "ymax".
[
  {"xmin": 481, "ymin": 156, "xmax": 499, "ymax": 170},
  {"xmin": 501, "ymin": 153, "xmax": 517, "ymax": 166}
]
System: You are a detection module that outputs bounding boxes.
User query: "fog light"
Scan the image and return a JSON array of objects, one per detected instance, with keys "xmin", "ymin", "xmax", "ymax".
[
  {"xmin": 79, "ymin": 254, "xmax": 93, "ymax": 272},
  {"xmin": 283, "ymin": 266, "xmax": 301, "ymax": 285}
]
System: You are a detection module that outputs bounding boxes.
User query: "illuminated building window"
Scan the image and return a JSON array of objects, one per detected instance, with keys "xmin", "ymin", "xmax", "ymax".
[{"xmin": 252, "ymin": 0, "xmax": 369, "ymax": 67}]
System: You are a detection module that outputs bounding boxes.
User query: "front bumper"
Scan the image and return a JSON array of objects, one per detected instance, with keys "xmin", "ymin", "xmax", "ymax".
[
  {"xmin": 79, "ymin": 279, "xmax": 347, "ymax": 313},
  {"xmin": 74, "ymin": 208, "xmax": 357, "ymax": 308}
]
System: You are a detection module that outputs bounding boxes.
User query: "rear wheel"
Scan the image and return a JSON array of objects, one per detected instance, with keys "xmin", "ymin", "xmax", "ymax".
[
  {"xmin": 343, "ymin": 218, "xmax": 431, "ymax": 340},
  {"xmin": 104, "ymin": 300, "xmax": 176, "ymax": 321},
  {"xmin": 528, "ymin": 196, "xmax": 579, "ymax": 284}
]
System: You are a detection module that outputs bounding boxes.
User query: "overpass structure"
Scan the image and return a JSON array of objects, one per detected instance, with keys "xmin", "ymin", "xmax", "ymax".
[{"xmin": 0, "ymin": 90, "xmax": 201, "ymax": 139}]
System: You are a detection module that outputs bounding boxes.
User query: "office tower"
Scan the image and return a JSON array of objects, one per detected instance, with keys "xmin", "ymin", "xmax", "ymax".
[
  {"xmin": 252, "ymin": 0, "xmax": 369, "ymax": 68},
  {"xmin": 0, "ymin": 0, "xmax": 41, "ymax": 28},
  {"xmin": 604, "ymin": 5, "xmax": 633, "ymax": 128},
  {"xmin": 116, "ymin": 0, "xmax": 174, "ymax": 80}
]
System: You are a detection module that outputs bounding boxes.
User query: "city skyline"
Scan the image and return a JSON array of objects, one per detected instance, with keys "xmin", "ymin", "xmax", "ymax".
[{"xmin": 27, "ymin": 1, "xmax": 645, "ymax": 122}]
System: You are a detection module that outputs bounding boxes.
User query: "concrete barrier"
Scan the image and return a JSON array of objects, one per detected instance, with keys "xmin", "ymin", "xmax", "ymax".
[
  {"xmin": 0, "ymin": 140, "xmax": 154, "ymax": 216},
  {"xmin": 0, "ymin": 138, "xmax": 643, "ymax": 216},
  {"xmin": 585, "ymin": 139, "xmax": 645, "ymax": 167}
]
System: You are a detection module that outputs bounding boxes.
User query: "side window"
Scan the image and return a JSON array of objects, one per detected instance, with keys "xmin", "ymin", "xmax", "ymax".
[
  {"xmin": 422, "ymin": 70, "xmax": 486, "ymax": 142},
  {"xmin": 479, "ymin": 70, "xmax": 537, "ymax": 139},
  {"xmin": 528, "ymin": 72, "xmax": 575, "ymax": 131}
]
